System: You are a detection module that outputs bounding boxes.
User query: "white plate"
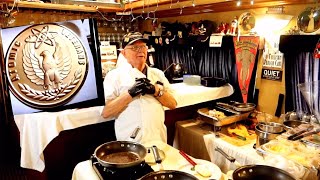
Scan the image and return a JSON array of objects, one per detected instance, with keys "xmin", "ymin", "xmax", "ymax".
[{"xmin": 178, "ymin": 159, "xmax": 222, "ymax": 180}]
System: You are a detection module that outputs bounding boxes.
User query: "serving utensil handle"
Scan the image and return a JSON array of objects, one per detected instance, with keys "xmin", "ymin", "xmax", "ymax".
[
  {"xmin": 291, "ymin": 128, "xmax": 320, "ymax": 141},
  {"xmin": 215, "ymin": 147, "xmax": 235, "ymax": 163},
  {"xmin": 151, "ymin": 145, "xmax": 164, "ymax": 171},
  {"xmin": 287, "ymin": 126, "xmax": 313, "ymax": 140},
  {"xmin": 179, "ymin": 150, "xmax": 197, "ymax": 166},
  {"xmin": 288, "ymin": 129, "xmax": 307, "ymax": 140}
]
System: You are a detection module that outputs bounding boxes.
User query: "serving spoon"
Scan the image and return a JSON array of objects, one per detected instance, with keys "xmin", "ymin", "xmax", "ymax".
[{"xmin": 179, "ymin": 150, "xmax": 212, "ymax": 178}]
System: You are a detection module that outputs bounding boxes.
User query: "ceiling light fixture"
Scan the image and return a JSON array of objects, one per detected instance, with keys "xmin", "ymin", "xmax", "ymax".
[
  {"xmin": 255, "ymin": 6, "xmax": 293, "ymax": 35},
  {"xmin": 192, "ymin": 0, "xmax": 195, "ymax": 7},
  {"xmin": 250, "ymin": 0, "xmax": 254, "ymax": 5},
  {"xmin": 236, "ymin": 0, "xmax": 241, "ymax": 7}
]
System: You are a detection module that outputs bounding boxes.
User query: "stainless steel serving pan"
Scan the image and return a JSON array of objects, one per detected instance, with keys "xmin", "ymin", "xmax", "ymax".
[{"xmin": 217, "ymin": 102, "xmax": 256, "ymax": 112}]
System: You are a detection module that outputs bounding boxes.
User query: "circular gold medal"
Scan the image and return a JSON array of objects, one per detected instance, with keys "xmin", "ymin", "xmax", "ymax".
[{"xmin": 5, "ymin": 23, "xmax": 88, "ymax": 109}]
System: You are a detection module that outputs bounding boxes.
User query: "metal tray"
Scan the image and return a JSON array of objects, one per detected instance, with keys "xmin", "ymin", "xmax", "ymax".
[
  {"xmin": 301, "ymin": 134, "xmax": 320, "ymax": 148},
  {"xmin": 197, "ymin": 107, "xmax": 250, "ymax": 126}
]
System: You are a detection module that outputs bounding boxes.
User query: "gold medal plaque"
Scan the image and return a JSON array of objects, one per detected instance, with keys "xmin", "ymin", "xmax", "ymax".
[{"xmin": 5, "ymin": 23, "xmax": 88, "ymax": 109}]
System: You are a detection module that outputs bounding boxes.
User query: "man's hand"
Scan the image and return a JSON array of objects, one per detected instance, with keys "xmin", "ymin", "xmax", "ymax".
[
  {"xmin": 129, "ymin": 78, "xmax": 156, "ymax": 97},
  {"xmin": 128, "ymin": 80, "xmax": 145, "ymax": 97},
  {"xmin": 135, "ymin": 78, "xmax": 155, "ymax": 95},
  {"xmin": 143, "ymin": 80, "xmax": 155, "ymax": 95}
]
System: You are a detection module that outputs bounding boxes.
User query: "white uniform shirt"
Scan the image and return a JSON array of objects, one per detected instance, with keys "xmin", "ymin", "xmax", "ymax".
[{"xmin": 103, "ymin": 55, "xmax": 174, "ymax": 143}]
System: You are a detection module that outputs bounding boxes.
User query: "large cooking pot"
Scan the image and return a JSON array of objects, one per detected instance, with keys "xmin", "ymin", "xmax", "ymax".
[
  {"xmin": 139, "ymin": 170, "xmax": 198, "ymax": 180},
  {"xmin": 255, "ymin": 124, "xmax": 285, "ymax": 147},
  {"xmin": 258, "ymin": 122, "xmax": 284, "ymax": 133},
  {"xmin": 94, "ymin": 140, "xmax": 147, "ymax": 168}
]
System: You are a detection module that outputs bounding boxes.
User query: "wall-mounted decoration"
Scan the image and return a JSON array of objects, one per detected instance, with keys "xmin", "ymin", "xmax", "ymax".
[
  {"xmin": 233, "ymin": 36, "xmax": 260, "ymax": 103},
  {"xmin": 238, "ymin": 12, "xmax": 256, "ymax": 35},
  {"xmin": 297, "ymin": 7, "xmax": 320, "ymax": 34},
  {"xmin": 1, "ymin": 19, "xmax": 105, "ymax": 115},
  {"xmin": 100, "ymin": 41, "xmax": 117, "ymax": 77},
  {"xmin": 262, "ymin": 49, "xmax": 284, "ymax": 69},
  {"xmin": 209, "ymin": 35, "xmax": 223, "ymax": 47},
  {"xmin": 261, "ymin": 69, "xmax": 283, "ymax": 81},
  {"xmin": 100, "ymin": 42, "xmax": 117, "ymax": 60},
  {"xmin": 261, "ymin": 33, "xmax": 284, "ymax": 82}
]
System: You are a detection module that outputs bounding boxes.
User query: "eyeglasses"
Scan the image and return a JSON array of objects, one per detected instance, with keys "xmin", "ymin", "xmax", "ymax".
[{"xmin": 125, "ymin": 45, "xmax": 148, "ymax": 52}]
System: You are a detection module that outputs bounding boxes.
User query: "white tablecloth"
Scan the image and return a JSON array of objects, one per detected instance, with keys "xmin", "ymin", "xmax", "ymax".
[
  {"xmin": 172, "ymin": 83, "xmax": 234, "ymax": 108},
  {"xmin": 14, "ymin": 83, "xmax": 234, "ymax": 172},
  {"xmin": 203, "ymin": 134, "xmax": 263, "ymax": 173},
  {"xmin": 14, "ymin": 106, "xmax": 108, "ymax": 172},
  {"xmin": 71, "ymin": 140, "xmax": 227, "ymax": 180}
]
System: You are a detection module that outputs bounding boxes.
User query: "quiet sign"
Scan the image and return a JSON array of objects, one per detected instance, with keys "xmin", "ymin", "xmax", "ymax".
[{"xmin": 261, "ymin": 68, "xmax": 282, "ymax": 81}]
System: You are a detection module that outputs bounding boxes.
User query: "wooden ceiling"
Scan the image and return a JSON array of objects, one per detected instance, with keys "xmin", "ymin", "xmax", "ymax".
[
  {"xmin": 3, "ymin": 0, "xmax": 319, "ymax": 17},
  {"xmin": 127, "ymin": 0, "xmax": 319, "ymax": 18}
]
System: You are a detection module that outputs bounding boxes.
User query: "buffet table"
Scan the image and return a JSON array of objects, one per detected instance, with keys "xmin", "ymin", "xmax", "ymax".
[
  {"xmin": 71, "ymin": 140, "xmax": 227, "ymax": 180},
  {"xmin": 174, "ymin": 119, "xmax": 319, "ymax": 180},
  {"xmin": 14, "ymin": 83, "xmax": 234, "ymax": 172},
  {"xmin": 175, "ymin": 119, "xmax": 263, "ymax": 172},
  {"xmin": 174, "ymin": 119, "xmax": 212, "ymax": 161}
]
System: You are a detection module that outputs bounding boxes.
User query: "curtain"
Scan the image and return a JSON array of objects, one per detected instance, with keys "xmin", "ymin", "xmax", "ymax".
[
  {"xmin": 151, "ymin": 36, "xmax": 258, "ymax": 103},
  {"xmin": 153, "ymin": 45, "xmax": 196, "ymax": 75},
  {"xmin": 284, "ymin": 52, "xmax": 320, "ymax": 118},
  {"xmin": 194, "ymin": 42, "xmax": 244, "ymax": 102},
  {"xmin": 280, "ymin": 35, "xmax": 320, "ymax": 118}
]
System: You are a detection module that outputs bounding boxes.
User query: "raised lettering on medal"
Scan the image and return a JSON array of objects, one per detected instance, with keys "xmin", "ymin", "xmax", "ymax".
[{"xmin": 5, "ymin": 24, "xmax": 88, "ymax": 109}]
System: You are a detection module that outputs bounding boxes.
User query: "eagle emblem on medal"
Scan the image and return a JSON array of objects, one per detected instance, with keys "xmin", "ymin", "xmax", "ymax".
[{"xmin": 5, "ymin": 23, "xmax": 88, "ymax": 109}]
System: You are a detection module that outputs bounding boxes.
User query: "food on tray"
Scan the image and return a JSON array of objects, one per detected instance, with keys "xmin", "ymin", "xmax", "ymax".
[
  {"xmin": 262, "ymin": 139, "xmax": 320, "ymax": 167},
  {"xmin": 219, "ymin": 132, "xmax": 256, "ymax": 146},
  {"xmin": 208, "ymin": 109, "xmax": 226, "ymax": 119},
  {"xmin": 267, "ymin": 143, "xmax": 290, "ymax": 154},
  {"xmin": 227, "ymin": 124, "xmax": 250, "ymax": 138},
  {"xmin": 219, "ymin": 124, "xmax": 256, "ymax": 146}
]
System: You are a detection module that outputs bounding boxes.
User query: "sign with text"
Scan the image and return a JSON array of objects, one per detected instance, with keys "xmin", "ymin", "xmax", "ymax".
[
  {"xmin": 209, "ymin": 35, "xmax": 223, "ymax": 47},
  {"xmin": 262, "ymin": 50, "xmax": 284, "ymax": 69},
  {"xmin": 100, "ymin": 42, "xmax": 117, "ymax": 61},
  {"xmin": 261, "ymin": 68, "xmax": 282, "ymax": 81}
]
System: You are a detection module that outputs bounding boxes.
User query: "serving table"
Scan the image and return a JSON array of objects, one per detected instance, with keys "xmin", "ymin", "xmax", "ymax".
[
  {"xmin": 14, "ymin": 83, "xmax": 233, "ymax": 173},
  {"xmin": 174, "ymin": 119, "xmax": 319, "ymax": 179},
  {"xmin": 175, "ymin": 120, "xmax": 262, "ymax": 172},
  {"xmin": 71, "ymin": 140, "xmax": 227, "ymax": 180}
]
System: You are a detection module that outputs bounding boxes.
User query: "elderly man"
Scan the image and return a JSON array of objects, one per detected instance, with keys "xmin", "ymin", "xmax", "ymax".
[{"xmin": 101, "ymin": 32, "xmax": 177, "ymax": 143}]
